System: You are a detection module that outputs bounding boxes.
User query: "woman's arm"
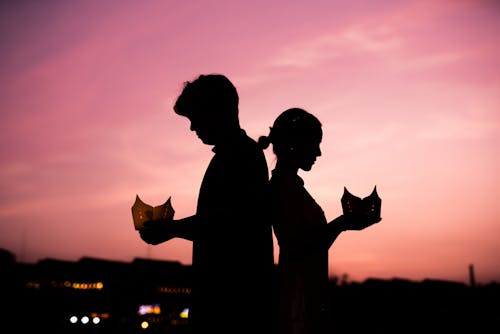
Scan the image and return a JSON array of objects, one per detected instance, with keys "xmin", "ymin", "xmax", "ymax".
[
  {"xmin": 325, "ymin": 215, "xmax": 348, "ymax": 248},
  {"xmin": 325, "ymin": 213, "xmax": 382, "ymax": 248}
]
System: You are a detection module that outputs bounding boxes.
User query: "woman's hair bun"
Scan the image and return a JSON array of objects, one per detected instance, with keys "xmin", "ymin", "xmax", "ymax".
[{"xmin": 257, "ymin": 135, "xmax": 271, "ymax": 149}]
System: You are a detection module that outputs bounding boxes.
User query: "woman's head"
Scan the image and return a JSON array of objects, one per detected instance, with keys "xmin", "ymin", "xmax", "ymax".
[{"xmin": 259, "ymin": 108, "xmax": 322, "ymax": 171}]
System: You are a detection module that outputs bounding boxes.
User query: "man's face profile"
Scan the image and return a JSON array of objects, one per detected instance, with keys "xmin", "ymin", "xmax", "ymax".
[{"xmin": 188, "ymin": 110, "xmax": 221, "ymax": 145}]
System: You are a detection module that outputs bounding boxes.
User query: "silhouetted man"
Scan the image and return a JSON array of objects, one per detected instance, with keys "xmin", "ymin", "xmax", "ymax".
[{"xmin": 139, "ymin": 74, "xmax": 275, "ymax": 334}]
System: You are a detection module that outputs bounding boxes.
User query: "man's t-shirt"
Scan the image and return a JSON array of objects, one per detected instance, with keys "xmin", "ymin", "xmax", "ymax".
[{"xmin": 189, "ymin": 129, "xmax": 275, "ymax": 333}]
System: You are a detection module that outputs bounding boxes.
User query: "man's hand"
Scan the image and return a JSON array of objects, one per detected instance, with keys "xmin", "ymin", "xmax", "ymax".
[{"xmin": 138, "ymin": 219, "xmax": 175, "ymax": 245}]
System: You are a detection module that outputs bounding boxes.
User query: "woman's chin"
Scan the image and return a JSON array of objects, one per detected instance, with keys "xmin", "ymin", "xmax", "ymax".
[{"xmin": 300, "ymin": 164, "xmax": 314, "ymax": 172}]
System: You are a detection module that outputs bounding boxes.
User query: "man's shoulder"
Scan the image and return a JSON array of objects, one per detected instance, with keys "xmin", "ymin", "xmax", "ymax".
[{"xmin": 231, "ymin": 130, "xmax": 264, "ymax": 156}]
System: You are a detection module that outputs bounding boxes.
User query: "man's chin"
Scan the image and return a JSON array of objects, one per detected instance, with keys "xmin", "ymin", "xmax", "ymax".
[{"xmin": 199, "ymin": 137, "xmax": 216, "ymax": 145}]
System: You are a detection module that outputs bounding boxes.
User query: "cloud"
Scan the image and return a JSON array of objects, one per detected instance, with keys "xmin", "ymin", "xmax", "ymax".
[
  {"xmin": 268, "ymin": 23, "xmax": 402, "ymax": 69},
  {"xmin": 417, "ymin": 115, "xmax": 500, "ymax": 141}
]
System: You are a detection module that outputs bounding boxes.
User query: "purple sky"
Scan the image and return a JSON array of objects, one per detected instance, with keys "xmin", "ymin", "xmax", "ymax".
[{"xmin": 1, "ymin": 0, "xmax": 499, "ymax": 284}]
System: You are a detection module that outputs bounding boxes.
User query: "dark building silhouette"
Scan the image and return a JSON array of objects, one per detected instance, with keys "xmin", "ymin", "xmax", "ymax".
[
  {"xmin": 1, "ymin": 248, "xmax": 498, "ymax": 333},
  {"xmin": 1, "ymin": 249, "xmax": 192, "ymax": 333},
  {"xmin": 469, "ymin": 263, "xmax": 476, "ymax": 287}
]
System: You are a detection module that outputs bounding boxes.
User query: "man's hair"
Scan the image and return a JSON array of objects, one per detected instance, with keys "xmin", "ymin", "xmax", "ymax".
[{"xmin": 173, "ymin": 74, "xmax": 239, "ymax": 119}]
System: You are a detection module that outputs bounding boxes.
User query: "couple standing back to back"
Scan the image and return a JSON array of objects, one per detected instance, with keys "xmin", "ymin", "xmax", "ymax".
[{"xmin": 138, "ymin": 73, "xmax": 381, "ymax": 334}]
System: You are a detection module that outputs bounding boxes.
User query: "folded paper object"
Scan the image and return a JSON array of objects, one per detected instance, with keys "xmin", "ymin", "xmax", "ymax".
[
  {"xmin": 341, "ymin": 186, "xmax": 381, "ymax": 219},
  {"xmin": 131, "ymin": 195, "xmax": 175, "ymax": 230}
]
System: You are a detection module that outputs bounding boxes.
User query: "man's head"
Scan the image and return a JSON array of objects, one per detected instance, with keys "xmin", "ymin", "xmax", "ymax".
[{"xmin": 174, "ymin": 74, "xmax": 240, "ymax": 145}]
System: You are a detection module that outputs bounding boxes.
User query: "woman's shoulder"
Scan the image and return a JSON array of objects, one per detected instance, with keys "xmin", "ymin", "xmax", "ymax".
[
  {"xmin": 270, "ymin": 170, "xmax": 305, "ymax": 195},
  {"xmin": 271, "ymin": 169, "xmax": 303, "ymax": 184}
]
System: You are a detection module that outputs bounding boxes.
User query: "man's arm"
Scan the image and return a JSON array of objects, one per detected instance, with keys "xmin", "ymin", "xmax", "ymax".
[{"xmin": 139, "ymin": 215, "xmax": 197, "ymax": 244}]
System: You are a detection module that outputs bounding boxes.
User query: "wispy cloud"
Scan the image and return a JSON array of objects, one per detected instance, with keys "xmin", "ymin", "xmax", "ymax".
[
  {"xmin": 269, "ymin": 23, "xmax": 402, "ymax": 68},
  {"xmin": 392, "ymin": 50, "xmax": 472, "ymax": 73},
  {"xmin": 417, "ymin": 114, "xmax": 500, "ymax": 141}
]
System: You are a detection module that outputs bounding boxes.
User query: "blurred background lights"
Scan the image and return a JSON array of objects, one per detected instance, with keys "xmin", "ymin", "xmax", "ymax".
[
  {"xmin": 180, "ymin": 308, "xmax": 189, "ymax": 319},
  {"xmin": 138, "ymin": 303, "xmax": 161, "ymax": 315}
]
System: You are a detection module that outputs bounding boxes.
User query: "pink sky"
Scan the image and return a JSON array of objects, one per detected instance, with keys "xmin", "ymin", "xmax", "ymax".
[{"xmin": 1, "ymin": 0, "xmax": 499, "ymax": 285}]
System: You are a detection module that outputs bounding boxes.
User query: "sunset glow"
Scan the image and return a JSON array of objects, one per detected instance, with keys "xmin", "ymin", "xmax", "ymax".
[{"xmin": 1, "ymin": 0, "xmax": 499, "ymax": 284}]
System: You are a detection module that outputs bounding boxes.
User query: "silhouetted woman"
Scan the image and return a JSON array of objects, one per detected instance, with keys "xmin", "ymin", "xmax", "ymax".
[{"xmin": 258, "ymin": 108, "xmax": 381, "ymax": 334}]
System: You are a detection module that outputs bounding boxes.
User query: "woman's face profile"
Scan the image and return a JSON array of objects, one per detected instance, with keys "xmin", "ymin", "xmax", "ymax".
[{"xmin": 293, "ymin": 127, "xmax": 322, "ymax": 172}]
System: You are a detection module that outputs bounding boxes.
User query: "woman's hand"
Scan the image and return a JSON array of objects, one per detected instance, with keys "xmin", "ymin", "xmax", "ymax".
[{"xmin": 342, "ymin": 213, "xmax": 382, "ymax": 231}]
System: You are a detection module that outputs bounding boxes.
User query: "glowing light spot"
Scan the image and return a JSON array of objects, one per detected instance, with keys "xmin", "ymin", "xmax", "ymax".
[{"xmin": 180, "ymin": 308, "xmax": 189, "ymax": 319}]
